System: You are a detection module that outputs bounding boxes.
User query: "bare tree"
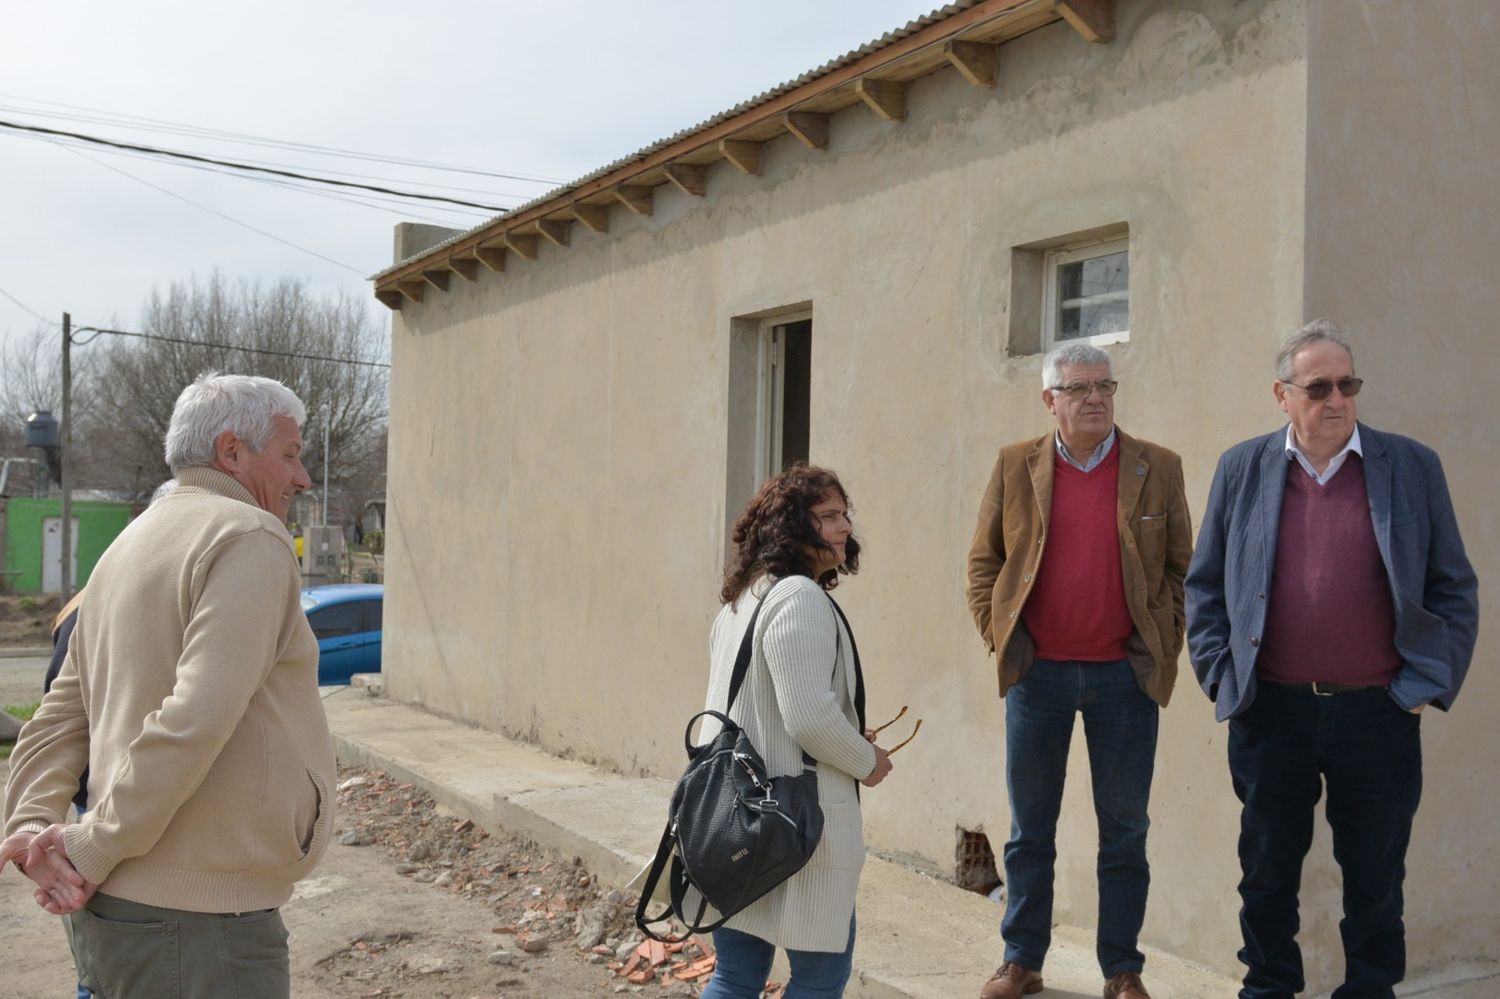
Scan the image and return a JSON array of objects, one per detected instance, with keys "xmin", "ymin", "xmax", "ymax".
[
  {"xmin": 0, "ymin": 325, "xmax": 108, "ymax": 488},
  {"xmin": 86, "ymin": 272, "xmax": 389, "ymax": 507}
]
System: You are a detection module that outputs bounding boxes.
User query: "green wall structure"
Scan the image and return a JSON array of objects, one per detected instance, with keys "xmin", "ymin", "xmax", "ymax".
[{"xmin": 1, "ymin": 498, "xmax": 133, "ymax": 594}]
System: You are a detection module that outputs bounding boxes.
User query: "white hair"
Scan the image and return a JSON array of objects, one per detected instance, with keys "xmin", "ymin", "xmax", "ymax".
[
  {"xmin": 1275, "ymin": 318, "xmax": 1353, "ymax": 381},
  {"xmin": 163, "ymin": 372, "xmax": 306, "ymax": 473},
  {"xmin": 1042, "ymin": 343, "xmax": 1113, "ymax": 389}
]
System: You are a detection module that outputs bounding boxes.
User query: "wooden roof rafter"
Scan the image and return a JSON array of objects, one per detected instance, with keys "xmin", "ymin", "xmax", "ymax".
[{"xmin": 374, "ymin": 0, "xmax": 1110, "ymax": 310}]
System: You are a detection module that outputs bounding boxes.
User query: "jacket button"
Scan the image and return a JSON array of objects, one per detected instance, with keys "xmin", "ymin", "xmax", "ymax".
[
  {"xmin": 1250, "ymin": 636, "xmax": 1260, "ymax": 647},
  {"xmin": 1009, "ymin": 611, "xmax": 1017, "ymax": 618},
  {"xmin": 1259, "ymin": 592, "xmax": 1266, "ymax": 600},
  {"xmin": 1023, "ymin": 575, "xmax": 1031, "ymax": 583}
]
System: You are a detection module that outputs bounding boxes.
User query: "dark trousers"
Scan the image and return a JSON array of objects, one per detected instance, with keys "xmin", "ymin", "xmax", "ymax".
[
  {"xmin": 1229, "ymin": 683, "xmax": 1422, "ymax": 999},
  {"xmin": 1002, "ymin": 658, "xmax": 1159, "ymax": 977},
  {"xmin": 64, "ymin": 893, "xmax": 290, "ymax": 999}
]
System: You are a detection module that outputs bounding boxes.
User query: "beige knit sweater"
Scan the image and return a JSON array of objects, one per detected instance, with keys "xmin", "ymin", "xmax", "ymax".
[
  {"xmin": 3, "ymin": 467, "xmax": 336, "ymax": 912},
  {"xmin": 698, "ymin": 575, "xmax": 878, "ymax": 953}
]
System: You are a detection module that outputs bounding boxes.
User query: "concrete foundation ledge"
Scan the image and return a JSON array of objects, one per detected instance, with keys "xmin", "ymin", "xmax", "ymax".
[{"xmin": 324, "ymin": 691, "xmax": 1489, "ymax": 998}]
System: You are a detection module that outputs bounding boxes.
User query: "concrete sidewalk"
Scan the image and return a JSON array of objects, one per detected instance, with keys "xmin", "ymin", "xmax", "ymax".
[{"xmin": 324, "ymin": 689, "xmax": 1498, "ymax": 999}]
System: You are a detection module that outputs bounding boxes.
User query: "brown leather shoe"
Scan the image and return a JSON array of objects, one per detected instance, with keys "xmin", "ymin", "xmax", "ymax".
[
  {"xmin": 980, "ymin": 961, "xmax": 1043, "ymax": 999},
  {"xmin": 1103, "ymin": 970, "xmax": 1151, "ymax": 999}
]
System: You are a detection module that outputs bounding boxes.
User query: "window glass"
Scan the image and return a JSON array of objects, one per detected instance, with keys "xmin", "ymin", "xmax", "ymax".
[
  {"xmin": 307, "ymin": 602, "xmax": 361, "ymax": 639},
  {"xmin": 361, "ymin": 598, "xmax": 383, "ymax": 634},
  {"xmin": 1056, "ymin": 250, "xmax": 1129, "ymax": 341}
]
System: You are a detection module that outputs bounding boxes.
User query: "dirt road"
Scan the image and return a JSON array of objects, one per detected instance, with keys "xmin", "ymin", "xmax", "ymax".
[{"xmin": 1, "ymin": 760, "xmax": 710, "ymax": 998}]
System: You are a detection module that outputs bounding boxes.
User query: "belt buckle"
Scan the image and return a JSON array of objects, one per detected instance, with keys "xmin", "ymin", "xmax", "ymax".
[{"xmin": 1311, "ymin": 682, "xmax": 1337, "ymax": 697}]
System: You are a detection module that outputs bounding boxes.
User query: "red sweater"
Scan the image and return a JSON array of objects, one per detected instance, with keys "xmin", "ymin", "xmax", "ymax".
[
  {"xmin": 1022, "ymin": 447, "xmax": 1134, "ymax": 661},
  {"xmin": 1257, "ymin": 457, "xmax": 1401, "ymax": 686}
]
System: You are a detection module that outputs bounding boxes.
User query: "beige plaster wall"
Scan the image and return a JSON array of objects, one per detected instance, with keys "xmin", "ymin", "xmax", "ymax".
[
  {"xmin": 381, "ymin": 0, "xmax": 1307, "ymax": 975},
  {"xmin": 1300, "ymin": 0, "xmax": 1500, "ymax": 981}
]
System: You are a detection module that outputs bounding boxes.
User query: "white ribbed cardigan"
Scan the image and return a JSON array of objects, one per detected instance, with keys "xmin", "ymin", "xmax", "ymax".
[{"xmin": 698, "ymin": 575, "xmax": 878, "ymax": 952}]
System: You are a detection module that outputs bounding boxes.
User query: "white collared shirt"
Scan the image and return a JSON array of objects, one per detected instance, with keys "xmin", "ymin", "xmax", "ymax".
[
  {"xmin": 1055, "ymin": 428, "xmax": 1117, "ymax": 473},
  {"xmin": 1284, "ymin": 424, "xmax": 1362, "ymax": 485}
]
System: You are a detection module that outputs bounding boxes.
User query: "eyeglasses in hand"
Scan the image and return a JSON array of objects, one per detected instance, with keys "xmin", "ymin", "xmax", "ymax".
[{"xmin": 869, "ymin": 705, "xmax": 922, "ymax": 756}]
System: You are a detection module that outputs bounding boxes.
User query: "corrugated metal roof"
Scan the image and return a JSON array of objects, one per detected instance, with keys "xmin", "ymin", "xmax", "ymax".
[{"xmin": 372, "ymin": 2, "xmax": 980, "ymax": 280}]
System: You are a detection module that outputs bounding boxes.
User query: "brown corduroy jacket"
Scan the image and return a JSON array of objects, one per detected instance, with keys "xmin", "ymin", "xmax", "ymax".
[{"xmin": 965, "ymin": 428, "xmax": 1192, "ymax": 706}]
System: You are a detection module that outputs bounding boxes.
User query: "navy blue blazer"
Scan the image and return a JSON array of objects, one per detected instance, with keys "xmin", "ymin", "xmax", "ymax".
[{"xmin": 1185, "ymin": 424, "xmax": 1479, "ymax": 721}]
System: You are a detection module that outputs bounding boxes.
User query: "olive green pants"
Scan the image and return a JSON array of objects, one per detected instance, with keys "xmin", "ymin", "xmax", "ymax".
[{"xmin": 64, "ymin": 893, "xmax": 290, "ymax": 999}]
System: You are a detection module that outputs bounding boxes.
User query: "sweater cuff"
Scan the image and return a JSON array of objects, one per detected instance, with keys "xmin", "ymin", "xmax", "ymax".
[
  {"xmin": 7, "ymin": 819, "xmax": 49, "ymax": 839},
  {"xmin": 63, "ymin": 823, "xmax": 118, "ymax": 886}
]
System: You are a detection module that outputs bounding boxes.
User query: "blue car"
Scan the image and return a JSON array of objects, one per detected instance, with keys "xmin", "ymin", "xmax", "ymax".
[{"xmin": 300, "ymin": 583, "xmax": 383, "ymax": 686}]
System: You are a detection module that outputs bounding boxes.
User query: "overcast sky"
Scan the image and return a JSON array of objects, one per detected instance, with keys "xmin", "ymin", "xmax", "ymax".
[{"xmin": 0, "ymin": 1, "xmax": 934, "ymax": 353}]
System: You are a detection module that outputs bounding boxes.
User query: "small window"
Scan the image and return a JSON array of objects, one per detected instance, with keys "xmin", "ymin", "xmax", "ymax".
[
  {"xmin": 361, "ymin": 599, "xmax": 383, "ymax": 634},
  {"xmin": 1042, "ymin": 236, "xmax": 1129, "ymax": 348},
  {"xmin": 307, "ymin": 603, "xmax": 362, "ymax": 639}
]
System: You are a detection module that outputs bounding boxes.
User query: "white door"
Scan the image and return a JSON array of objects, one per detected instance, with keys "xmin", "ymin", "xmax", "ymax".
[{"xmin": 42, "ymin": 517, "xmax": 80, "ymax": 593}]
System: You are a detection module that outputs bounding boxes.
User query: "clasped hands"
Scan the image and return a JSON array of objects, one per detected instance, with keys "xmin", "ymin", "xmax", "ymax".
[{"xmin": 0, "ymin": 825, "xmax": 98, "ymax": 915}]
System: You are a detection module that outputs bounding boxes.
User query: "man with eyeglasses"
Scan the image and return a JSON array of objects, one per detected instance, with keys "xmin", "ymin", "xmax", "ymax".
[
  {"xmin": 966, "ymin": 342, "xmax": 1191, "ymax": 999},
  {"xmin": 1186, "ymin": 319, "xmax": 1478, "ymax": 999}
]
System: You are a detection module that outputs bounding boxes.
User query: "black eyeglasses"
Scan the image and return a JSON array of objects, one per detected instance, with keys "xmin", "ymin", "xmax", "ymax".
[
  {"xmin": 1049, "ymin": 379, "xmax": 1118, "ymax": 399},
  {"xmin": 1281, "ymin": 376, "xmax": 1363, "ymax": 401}
]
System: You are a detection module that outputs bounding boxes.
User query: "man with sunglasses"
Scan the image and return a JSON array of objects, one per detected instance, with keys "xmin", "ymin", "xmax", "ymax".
[
  {"xmin": 1186, "ymin": 319, "xmax": 1478, "ymax": 999},
  {"xmin": 967, "ymin": 342, "xmax": 1192, "ymax": 999}
]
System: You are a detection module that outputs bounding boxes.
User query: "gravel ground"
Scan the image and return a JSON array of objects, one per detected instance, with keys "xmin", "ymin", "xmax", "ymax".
[{"xmin": 1, "ymin": 756, "xmax": 723, "ymax": 998}]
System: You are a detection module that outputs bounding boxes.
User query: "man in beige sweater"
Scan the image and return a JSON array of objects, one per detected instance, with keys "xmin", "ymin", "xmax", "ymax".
[{"xmin": 1, "ymin": 372, "xmax": 336, "ymax": 997}]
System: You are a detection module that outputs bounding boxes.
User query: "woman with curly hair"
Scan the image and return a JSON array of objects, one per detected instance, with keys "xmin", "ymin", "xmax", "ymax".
[{"xmin": 699, "ymin": 463, "xmax": 893, "ymax": 999}]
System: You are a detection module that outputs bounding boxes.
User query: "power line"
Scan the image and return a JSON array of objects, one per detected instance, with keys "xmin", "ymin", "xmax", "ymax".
[
  {"xmin": 44, "ymin": 134, "xmax": 488, "ymax": 226},
  {"xmin": 72, "ymin": 325, "xmax": 391, "ymax": 370},
  {"xmin": 57, "ymin": 143, "xmax": 368, "ymax": 275},
  {"xmin": 0, "ymin": 94, "xmax": 566, "ymax": 185},
  {"xmin": 0, "ymin": 283, "xmax": 57, "ymax": 326},
  {"xmin": 20, "ymin": 120, "xmax": 540, "ymax": 202},
  {"xmin": 0, "ymin": 117, "xmax": 509, "ymax": 212}
]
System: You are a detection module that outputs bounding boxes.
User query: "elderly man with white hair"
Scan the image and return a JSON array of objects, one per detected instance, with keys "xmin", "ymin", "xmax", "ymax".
[{"xmin": 2, "ymin": 372, "xmax": 334, "ymax": 998}]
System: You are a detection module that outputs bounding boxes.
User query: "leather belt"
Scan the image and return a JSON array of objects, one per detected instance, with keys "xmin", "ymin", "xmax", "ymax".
[{"xmin": 1266, "ymin": 681, "xmax": 1383, "ymax": 697}]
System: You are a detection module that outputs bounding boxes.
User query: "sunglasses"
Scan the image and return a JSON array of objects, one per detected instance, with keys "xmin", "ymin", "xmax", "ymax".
[
  {"xmin": 1048, "ymin": 379, "xmax": 1118, "ymax": 399},
  {"xmin": 1281, "ymin": 376, "xmax": 1363, "ymax": 401},
  {"xmin": 869, "ymin": 705, "xmax": 922, "ymax": 755}
]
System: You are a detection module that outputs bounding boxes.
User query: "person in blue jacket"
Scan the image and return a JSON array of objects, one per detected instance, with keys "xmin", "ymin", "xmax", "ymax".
[{"xmin": 1185, "ymin": 319, "xmax": 1478, "ymax": 999}]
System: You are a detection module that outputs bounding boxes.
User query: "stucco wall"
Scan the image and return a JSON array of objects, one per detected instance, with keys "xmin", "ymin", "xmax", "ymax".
[
  {"xmin": 1301, "ymin": 0, "xmax": 1500, "ymax": 980},
  {"xmin": 382, "ymin": 0, "xmax": 1308, "ymax": 976}
]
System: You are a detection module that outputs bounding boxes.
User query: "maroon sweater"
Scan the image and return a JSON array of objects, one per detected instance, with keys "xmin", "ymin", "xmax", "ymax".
[
  {"xmin": 1257, "ymin": 457, "xmax": 1402, "ymax": 686},
  {"xmin": 1023, "ymin": 447, "xmax": 1134, "ymax": 661}
]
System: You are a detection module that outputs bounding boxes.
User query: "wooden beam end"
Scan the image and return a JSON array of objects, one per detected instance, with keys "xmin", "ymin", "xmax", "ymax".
[
  {"xmin": 1056, "ymin": 0, "xmax": 1115, "ymax": 43},
  {"xmin": 570, "ymin": 203, "xmax": 611, "ymax": 233},
  {"xmin": 943, "ymin": 40, "xmax": 999, "ymax": 87},
  {"xmin": 855, "ymin": 78, "xmax": 908, "ymax": 122},
  {"xmin": 664, "ymin": 163, "xmax": 707, "ymax": 197},
  {"xmin": 783, "ymin": 111, "xmax": 830, "ymax": 151},
  {"xmin": 719, "ymin": 139, "xmax": 763, "ymax": 176},
  {"xmin": 615, "ymin": 185, "xmax": 655, "ymax": 216}
]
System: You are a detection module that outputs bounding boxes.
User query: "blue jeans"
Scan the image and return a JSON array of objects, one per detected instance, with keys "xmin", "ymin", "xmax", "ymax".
[
  {"xmin": 1229, "ymin": 683, "xmax": 1422, "ymax": 999},
  {"xmin": 1002, "ymin": 658, "xmax": 1158, "ymax": 977},
  {"xmin": 701, "ymin": 915, "xmax": 856, "ymax": 998}
]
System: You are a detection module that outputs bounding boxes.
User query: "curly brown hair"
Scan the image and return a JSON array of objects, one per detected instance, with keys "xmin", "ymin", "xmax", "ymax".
[{"xmin": 720, "ymin": 462, "xmax": 862, "ymax": 605}]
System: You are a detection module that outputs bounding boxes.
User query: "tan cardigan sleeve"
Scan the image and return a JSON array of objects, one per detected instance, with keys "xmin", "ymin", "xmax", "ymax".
[
  {"xmin": 3, "ymin": 646, "xmax": 90, "ymax": 837},
  {"xmin": 760, "ymin": 582, "xmax": 877, "ymax": 781},
  {"xmin": 61, "ymin": 530, "xmax": 300, "ymax": 885}
]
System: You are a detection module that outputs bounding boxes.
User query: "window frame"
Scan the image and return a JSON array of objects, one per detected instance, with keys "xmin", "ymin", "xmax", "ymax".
[
  {"xmin": 306, "ymin": 601, "xmax": 363, "ymax": 640},
  {"xmin": 1041, "ymin": 235, "xmax": 1131, "ymax": 350}
]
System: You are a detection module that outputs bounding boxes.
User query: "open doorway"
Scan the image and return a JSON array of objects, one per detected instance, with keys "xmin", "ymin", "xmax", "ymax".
[{"xmin": 756, "ymin": 314, "xmax": 811, "ymax": 480}]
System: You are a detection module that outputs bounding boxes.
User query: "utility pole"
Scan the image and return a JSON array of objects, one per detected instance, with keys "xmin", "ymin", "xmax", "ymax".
[
  {"xmin": 321, "ymin": 403, "xmax": 330, "ymax": 526},
  {"xmin": 60, "ymin": 312, "xmax": 73, "ymax": 601}
]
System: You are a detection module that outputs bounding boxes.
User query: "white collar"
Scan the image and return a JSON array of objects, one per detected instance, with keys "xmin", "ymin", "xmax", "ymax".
[{"xmin": 1284, "ymin": 424, "xmax": 1362, "ymax": 485}]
